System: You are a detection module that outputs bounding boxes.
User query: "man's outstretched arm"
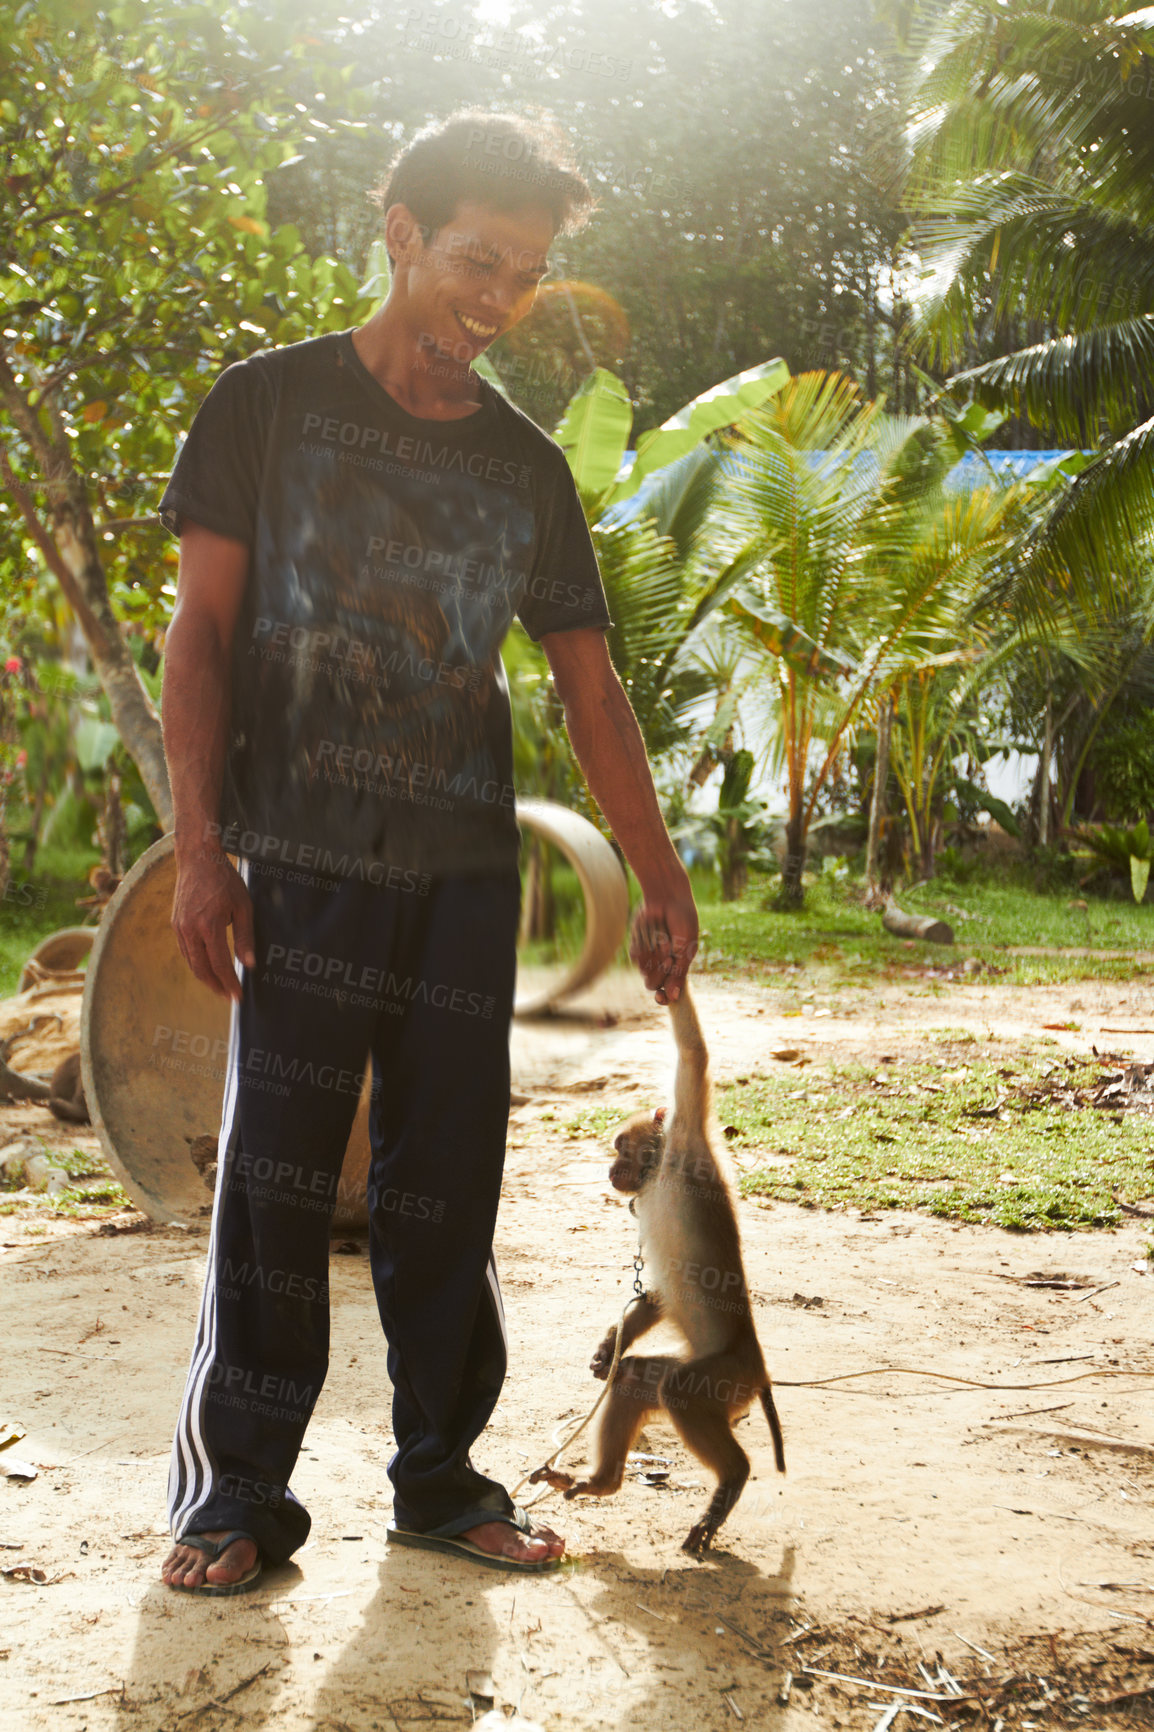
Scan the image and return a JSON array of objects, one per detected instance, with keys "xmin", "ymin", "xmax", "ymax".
[{"xmin": 540, "ymin": 627, "xmax": 697, "ymax": 1002}]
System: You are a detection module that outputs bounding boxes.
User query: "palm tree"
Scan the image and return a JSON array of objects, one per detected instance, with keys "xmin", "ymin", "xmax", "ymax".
[
  {"xmin": 885, "ymin": 0, "xmax": 1154, "ymax": 608},
  {"xmin": 696, "ymin": 369, "xmax": 1030, "ymax": 904}
]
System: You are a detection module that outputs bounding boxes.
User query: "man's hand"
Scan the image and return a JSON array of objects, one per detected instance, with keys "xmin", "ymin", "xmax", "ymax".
[
  {"xmin": 171, "ymin": 850, "xmax": 256, "ymax": 1001},
  {"xmin": 630, "ymin": 879, "xmax": 698, "ymax": 1005}
]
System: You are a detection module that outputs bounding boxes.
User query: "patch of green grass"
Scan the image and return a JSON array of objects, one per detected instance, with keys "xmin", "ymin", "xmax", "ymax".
[
  {"xmin": 0, "ymin": 1180, "xmax": 133, "ymax": 1218},
  {"xmin": 686, "ymin": 866, "xmax": 1154, "ymax": 987},
  {"xmin": 728, "ymin": 1052, "xmax": 1154, "ymax": 1231},
  {"xmin": 563, "ymin": 1104, "xmax": 630, "ymax": 1138},
  {"xmin": 0, "ymin": 1144, "xmax": 131, "ymax": 1217},
  {"xmin": 0, "ymin": 841, "xmax": 100, "ymax": 997},
  {"xmin": 516, "ymin": 861, "xmax": 594, "ymax": 968}
]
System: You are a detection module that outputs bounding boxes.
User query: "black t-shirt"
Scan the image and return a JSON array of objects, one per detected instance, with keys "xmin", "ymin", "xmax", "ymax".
[{"xmin": 159, "ymin": 331, "xmax": 612, "ymax": 880}]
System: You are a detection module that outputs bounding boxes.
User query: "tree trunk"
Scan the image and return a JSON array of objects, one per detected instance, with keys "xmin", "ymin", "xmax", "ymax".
[
  {"xmin": 866, "ymin": 691, "xmax": 892, "ymax": 896},
  {"xmin": 1038, "ymin": 696, "xmax": 1053, "ymax": 848},
  {"xmin": 865, "ymin": 265, "xmax": 877, "ymax": 400},
  {"xmin": 22, "ymin": 769, "xmax": 47, "ymax": 875},
  {"xmin": 917, "ymin": 750, "xmax": 938, "ymax": 878},
  {"xmin": 0, "ymin": 672, "xmax": 12, "ymax": 903},
  {"xmin": 776, "ymin": 811, "xmax": 806, "ymax": 909},
  {"xmin": 919, "ymin": 818, "xmax": 937, "ymax": 881},
  {"xmin": 0, "ymin": 369, "xmax": 173, "ymax": 831},
  {"xmin": 719, "ymin": 815, "xmax": 748, "ymax": 902},
  {"xmin": 52, "ymin": 483, "xmax": 173, "ymax": 830},
  {"xmin": 98, "ymin": 767, "xmax": 127, "ymax": 878},
  {"xmin": 519, "ymin": 836, "xmax": 555, "ymax": 943}
]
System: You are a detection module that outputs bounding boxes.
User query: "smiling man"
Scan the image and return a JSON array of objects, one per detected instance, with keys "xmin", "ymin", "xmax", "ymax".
[{"xmin": 157, "ymin": 110, "xmax": 697, "ymax": 1593}]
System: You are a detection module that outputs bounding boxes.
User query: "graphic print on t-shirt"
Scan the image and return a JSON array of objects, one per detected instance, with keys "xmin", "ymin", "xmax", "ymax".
[{"xmin": 239, "ymin": 439, "xmax": 531, "ymax": 869}]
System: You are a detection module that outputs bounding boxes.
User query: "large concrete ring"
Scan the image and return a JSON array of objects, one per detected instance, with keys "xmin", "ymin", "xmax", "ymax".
[
  {"xmin": 18, "ymin": 926, "xmax": 96, "ymax": 992},
  {"xmin": 80, "ymin": 807, "xmax": 629, "ymax": 1229},
  {"xmin": 512, "ymin": 798, "xmax": 630, "ymax": 1016}
]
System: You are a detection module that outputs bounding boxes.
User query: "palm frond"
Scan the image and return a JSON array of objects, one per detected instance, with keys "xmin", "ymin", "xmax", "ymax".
[
  {"xmin": 944, "ymin": 316, "xmax": 1154, "ymax": 442},
  {"xmin": 590, "ymin": 516, "xmax": 710, "ymax": 753},
  {"xmin": 634, "ymin": 442, "xmax": 726, "ymax": 563},
  {"xmin": 899, "ymin": 3, "xmax": 1154, "ymax": 207},
  {"xmin": 910, "ymin": 179, "xmax": 1154, "ymax": 364},
  {"xmin": 1012, "ymin": 411, "xmax": 1154, "ymax": 605}
]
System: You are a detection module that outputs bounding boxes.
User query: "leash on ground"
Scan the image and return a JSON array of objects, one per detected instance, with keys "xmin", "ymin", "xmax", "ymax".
[{"xmin": 510, "ymin": 1234, "xmax": 646, "ymax": 1506}]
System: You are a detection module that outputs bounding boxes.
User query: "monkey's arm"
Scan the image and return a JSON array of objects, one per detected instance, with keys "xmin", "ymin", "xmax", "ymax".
[{"xmin": 591, "ymin": 1292, "xmax": 664, "ymax": 1380}]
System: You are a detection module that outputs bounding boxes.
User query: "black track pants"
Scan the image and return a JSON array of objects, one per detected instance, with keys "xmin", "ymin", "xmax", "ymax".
[{"xmin": 167, "ymin": 861, "xmax": 521, "ymax": 1563}]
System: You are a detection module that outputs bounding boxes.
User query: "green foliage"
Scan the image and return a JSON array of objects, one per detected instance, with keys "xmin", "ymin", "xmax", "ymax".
[
  {"xmin": 0, "ymin": 833, "xmax": 105, "ymax": 996},
  {"xmin": 953, "ymin": 776, "xmax": 1020, "ymax": 839},
  {"xmin": 612, "ymin": 358, "xmax": 790, "ymax": 503},
  {"xmin": 1090, "ymin": 715, "xmax": 1154, "ymax": 823},
  {"xmin": 696, "ymin": 371, "xmax": 1030, "ymax": 898},
  {"xmin": 682, "ymin": 859, "xmax": 1154, "ymax": 983},
  {"xmin": 1074, "ymin": 820, "xmax": 1154, "ymax": 902},
  {"xmin": 0, "ymin": 0, "xmax": 377, "ymax": 639},
  {"xmin": 893, "ymin": 0, "xmax": 1154, "ymax": 604},
  {"xmin": 554, "ymin": 367, "xmax": 634, "ymax": 501},
  {"xmin": 1075, "ymin": 819, "xmax": 1153, "ymax": 868}
]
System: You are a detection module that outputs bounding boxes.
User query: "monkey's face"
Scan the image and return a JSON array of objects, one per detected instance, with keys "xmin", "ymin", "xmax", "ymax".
[{"xmin": 609, "ymin": 1108, "xmax": 666, "ymax": 1193}]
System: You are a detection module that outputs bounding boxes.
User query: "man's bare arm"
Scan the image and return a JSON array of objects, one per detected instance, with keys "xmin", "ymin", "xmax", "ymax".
[
  {"xmin": 540, "ymin": 628, "xmax": 697, "ymax": 1002},
  {"xmin": 162, "ymin": 522, "xmax": 255, "ymax": 1000}
]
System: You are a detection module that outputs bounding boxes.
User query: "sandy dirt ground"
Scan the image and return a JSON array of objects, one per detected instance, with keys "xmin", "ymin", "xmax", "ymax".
[{"xmin": 2, "ymin": 962, "xmax": 1154, "ymax": 1731}]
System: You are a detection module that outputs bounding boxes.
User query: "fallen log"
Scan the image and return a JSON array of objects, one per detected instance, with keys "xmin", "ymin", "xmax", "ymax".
[{"xmin": 882, "ymin": 899, "xmax": 954, "ymax": 946}]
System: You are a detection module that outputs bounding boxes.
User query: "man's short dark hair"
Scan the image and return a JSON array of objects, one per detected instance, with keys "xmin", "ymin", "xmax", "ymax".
[{"xmin": 373, "ymin": 109, "xmax": 594, "ymax": 263}]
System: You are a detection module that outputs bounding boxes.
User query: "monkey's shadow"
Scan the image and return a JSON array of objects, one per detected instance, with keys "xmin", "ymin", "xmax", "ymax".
[{"xmin": 575, "ymin": 1538, "xmax": 798, "ymax": 1726}]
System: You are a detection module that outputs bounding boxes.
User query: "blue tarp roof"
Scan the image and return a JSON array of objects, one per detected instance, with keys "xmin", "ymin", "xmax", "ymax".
[{"xmin": 604, "ymin": 446, "xmax": 1086, "ymax": 526}]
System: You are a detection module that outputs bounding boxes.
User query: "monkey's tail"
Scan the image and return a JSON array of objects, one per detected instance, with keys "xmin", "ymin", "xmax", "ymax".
[{"xmin": 760, "ymin": 1386, "xmax": 786, "ymax": 1475}]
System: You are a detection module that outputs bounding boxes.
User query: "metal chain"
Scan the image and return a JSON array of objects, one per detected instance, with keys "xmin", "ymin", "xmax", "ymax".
[{"xmin": 628, "ymin": 1197, "xmax": 646, "ymax": 1300}]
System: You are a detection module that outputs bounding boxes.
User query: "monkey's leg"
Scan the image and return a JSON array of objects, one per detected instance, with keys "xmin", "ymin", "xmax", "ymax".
[
  {"xmin": 565, "ymin": 1354, "xmax": 675, "ymax": 1500},
  {"xmin": 590, "ymin": 1293, "xmax": 664, "ymax": 1380},
  {"xmin": 661, "ymin": 1361, "xmax": 751, "ymax": 1555}
]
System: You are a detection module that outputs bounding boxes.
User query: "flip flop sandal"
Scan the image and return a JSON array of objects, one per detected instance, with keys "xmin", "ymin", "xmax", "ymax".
[
  {"xmin": 386, "ymin": 1505, "xmax": 562, "ymax": 1573},
  {"xmin": 171, "ymin": 1528, "xmax": 263, "ymax": 1596}
]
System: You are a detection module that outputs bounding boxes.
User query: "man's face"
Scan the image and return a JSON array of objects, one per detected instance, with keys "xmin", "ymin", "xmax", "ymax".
[{"xmin": 392, "ymin": 199, "xmax": 555, "ymax": 362}]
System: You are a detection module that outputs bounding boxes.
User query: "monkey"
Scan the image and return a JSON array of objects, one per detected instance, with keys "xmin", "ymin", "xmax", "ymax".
[
  {"xmin": 187, "ymin": 1133, "xmax": 219, "ymax": 1191},
  {"xmin": 76, "ymin": 864, "xmax": 121, "ymax": 912},
  {"xmin": 47, "ymin": 1052, "xmax": 90, "ymax": 1125},
  {"xmin": 532, "ymin": 983, "xmax": 785, "ymax": 1554}
]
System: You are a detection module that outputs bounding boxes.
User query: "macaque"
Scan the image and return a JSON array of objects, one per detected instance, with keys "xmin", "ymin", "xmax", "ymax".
[
  {"xmin": 47, "ymin": 1052, "xmax": 90, "ymax": 1125},
  {"xmin": 188, "ymin": 1134, "xmax": 219, "ymax": 1191},
  {"xmin": 534, "ymin": 985, "xmax": 785, "ymax": 1553}
]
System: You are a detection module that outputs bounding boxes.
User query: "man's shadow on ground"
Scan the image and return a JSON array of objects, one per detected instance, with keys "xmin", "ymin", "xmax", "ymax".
[
  {"xmin": 116, "ymin": 1565, "xmax": 302, "ymax": 1726},
  {"xmin": 116, "ymin": 1535, "xmax": 794, "ymax": 1729},
  {"xmin": 308, "ymin": 1538, "xmax": 796, "ymax": 1732}
]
